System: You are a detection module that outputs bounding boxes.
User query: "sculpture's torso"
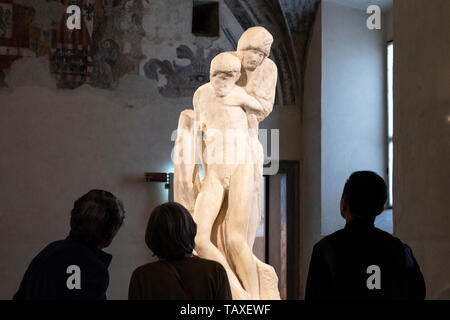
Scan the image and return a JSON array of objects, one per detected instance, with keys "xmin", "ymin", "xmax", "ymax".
[
  {"xmin": 195, "ymin": 84, "xmax": 253, "ymax": 189},
  {"xmin": 197, "ymin": 84, "xmax": 249, "ymax": 131}
]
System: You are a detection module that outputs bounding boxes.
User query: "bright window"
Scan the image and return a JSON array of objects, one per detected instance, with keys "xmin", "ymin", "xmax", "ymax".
[{"xmin": 387, "ymin": 42, "xmax": 394, "ymax": 208}]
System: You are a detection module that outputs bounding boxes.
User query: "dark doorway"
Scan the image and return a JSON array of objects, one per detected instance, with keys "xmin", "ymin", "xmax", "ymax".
[
  {"xmin": 192, "ymin": 1, "xmax": 220, "ymax": 37},
  {"xmin": 264, "ymin": 160, "xmax": 300, "ymax": 300}
]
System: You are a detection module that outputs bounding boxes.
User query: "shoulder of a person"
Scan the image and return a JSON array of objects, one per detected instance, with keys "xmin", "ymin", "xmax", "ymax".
[
  {"xmin": 262, "ymin": 58, "xmax": 277, "ymax": 72},
  {"xmin": 22, "ymin": 239, "xmax": 66, "ymax": 271},
  {"xmin": 31, "ymin": 239, "xmax": 76, "ymax": 262},
  {"xmin": 321, "ymin": 229, "xmax": 345, "ymax": 244},
  {"xmin": 389, "ymin": 233, "xmax": 408, "ymax": 251},
  {"xmin": 193, "ymin": 84, "xmax": 213, "ymax": 109},
  {"xmin": 232, "ymin": 85, "xmax": 248, "ymax": 95},
  {"xmin": 41, "ymin": 239, "xmax": 68, "ymax": 251},
  {"xmin": 132, "ymin": 261, "xmax": 156, "ymax": 273},
  {"xmin": 367, "ymin": 227, "xmax": 410, "ymax": 258},
  {"xmin": 56, "ymin": 240, "xmax": 110, "ymax": 272},
  {"xmin": 194, "ymin": 83, "xmax": 211, "ymax": 97},
  {"xmin": 312, "ymin": 229, "xmax": 346, "ymax": 253},
  {"xmin": 29, "ymin": 239, "xmax": 108, "ymax": 278},
  {"xmin": 131, "ymin": 261, "xmax": 168, "ymax": 276},
  {"xmin": 192, "ymin": 257, "xmax": 226, "ymax": 271},
  {"xmin": 373, "ymin": 227, "xmax": 404, "ymax": 244}
]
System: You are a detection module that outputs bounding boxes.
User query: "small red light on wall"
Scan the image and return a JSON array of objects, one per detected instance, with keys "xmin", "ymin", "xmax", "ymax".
[
  {"xmin": 145, "ymin": 172, "xmax": 168, "ymax": 183},
  {"xmin": 145, "ymin": 172, "xmax": 174, "ymax": 202}
]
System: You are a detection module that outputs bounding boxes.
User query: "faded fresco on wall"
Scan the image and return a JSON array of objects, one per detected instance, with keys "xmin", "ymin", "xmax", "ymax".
[
  {"xmin": 0, "ymin": 0, "xmax": 146, "ymax": 89},
  {"xmin": 0, "ymin": 0, "xmax": 223, "ymax": 92},
  {"xmin": 143, "ymin": 44, "xmax": 222, "ymax": 98},
  {"xmin": 0, "ymin": 0, "xmax": 319, "ymax": 107},
  {"xmin": 89, "ymin": 0, "xmax": 146, "ymax": 89},
  {"xmin": 49, "ymin": 0, "xmax": 146, "ymax": 89},
  {"xmin": 48, "ymin": 0, "xmax": 95, "ymax": 89},
  {"xmin": 0, "ymin": 0, "xmax": 35, "ymax": 88},
  {"xmin": 0, "ymin": 3, "xmax": 13, "ymax": 38}
]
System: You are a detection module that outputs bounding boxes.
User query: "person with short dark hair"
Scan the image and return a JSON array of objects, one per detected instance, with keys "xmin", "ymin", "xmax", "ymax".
[
  {"xmin": 305, "ymin": 171, "xmax": 426, "ymax": 300},
  {"xmin": 13, "ymin": 189, "xmax": 125, "ymax": 300},
  {"xmin": 128, "ymin": 202, "xmax": 232, "ymax": 300}
]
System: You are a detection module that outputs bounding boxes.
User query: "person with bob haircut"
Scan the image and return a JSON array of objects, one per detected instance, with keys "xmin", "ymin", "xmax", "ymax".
[
  {"xmin": 14, "ymin": 189, "xmax": 125, "ymax": 300},
  {"xmin": 128, "ymin": 202, "xmax": 232, "ymax": 300},
  {"xmin": 306, "ymin": 171, "xmax": 426, "ymax": 300}
]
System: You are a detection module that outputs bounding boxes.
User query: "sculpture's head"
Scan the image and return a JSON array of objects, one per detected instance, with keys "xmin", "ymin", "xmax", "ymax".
[
  {"xmin": 210, "ymin": 52, "xmax": 241, "ymax": 97},
  {"xmin": 237, "ymin": 26, "xmax": 273, "ymax": 71}
]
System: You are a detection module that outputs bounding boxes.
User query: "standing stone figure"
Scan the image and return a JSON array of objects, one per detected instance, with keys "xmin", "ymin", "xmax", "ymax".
[{"xmin": 173, "ymin": 27, "xmax": 279, "ymax": 300}]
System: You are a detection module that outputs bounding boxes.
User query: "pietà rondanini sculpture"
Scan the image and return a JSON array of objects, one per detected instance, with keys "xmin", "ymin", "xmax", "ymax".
[{"xmin": 173, "ymin": 26, "xmax": 279, "ymax": 300}]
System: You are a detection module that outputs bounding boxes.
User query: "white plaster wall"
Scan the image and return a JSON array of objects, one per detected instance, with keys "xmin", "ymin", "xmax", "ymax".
[
  {"xmin": 301, "ymin": 2, "xmax": 322, "ymax": 298},
  {"xmin": 321, "ymin": 1, "xmax": 388, "ymax": 235},
  {"xmin": 0, "ymin": 59, "xmax": 189, "ymax": 300},
  {"xmin": 301, "ymin": 2, "xmax": 392, "ymax": 296},
  {"xmin": 0, "ymin": 1, "xmax": 302, "ymax": 299},
  {"xmin": 393, "ymin": 0, "xmax": 450, "ymax": 299}
]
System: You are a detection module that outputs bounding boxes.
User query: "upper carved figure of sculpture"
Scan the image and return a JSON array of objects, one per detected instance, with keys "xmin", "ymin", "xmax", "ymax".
[{"xmin": 174, "ymin": 26, "xmax": 279, "ymax": 300}]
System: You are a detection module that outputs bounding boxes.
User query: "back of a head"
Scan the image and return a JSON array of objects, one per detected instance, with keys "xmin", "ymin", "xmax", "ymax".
[
  {"xmin": 70, "ymin": 189, "xmax": 125, "ymax": 248},
  {"xmin": 210, "ymin": 52, "xmax": 241, "ymax": 75},
  {"xmin": 342, "ymin": 171, "xmax": 388, "ymax": 219},
  {"xmin": 237, "ymin": 26, "xmax": 273, "ymax": 56},
  {"xmin": 145, "ymin": 202, "xmax": 197, "ymax": 260}
]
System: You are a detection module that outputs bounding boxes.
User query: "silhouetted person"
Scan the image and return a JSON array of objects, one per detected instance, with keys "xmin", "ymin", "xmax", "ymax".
[
  {"xmin": 128, "ymin": 202, "xmax": 232, "ymax": 300},
  {"xmin": 306, "ymin": 171, "xmax": 425, "ymax": 300},
  {"xmin": 13, "ymin": 189, "xmax": 125, "ymax": 300}
]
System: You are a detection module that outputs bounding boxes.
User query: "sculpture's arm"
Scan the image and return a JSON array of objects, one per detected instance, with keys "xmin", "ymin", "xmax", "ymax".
[
  {"xmin": 192, "ymin": 87, "xmax": 205, "ymax": 174},
  {"xmin": 249, "ymin": 59, "xmax": 278, "ymax": 122},
  {"xmin": 220, "ymin": 87, "xmax": 265, "ymax": 120},
  {"xmin": 237, "ymin": 90, "xmax": 266, "ymax": 117},
  {"xmin": 173, "ymin": 88, "xmax": 204, "ymax": 213},
  {"xmin": 173, "ymin": 110, "xmax": 199, "ymax": 213}
]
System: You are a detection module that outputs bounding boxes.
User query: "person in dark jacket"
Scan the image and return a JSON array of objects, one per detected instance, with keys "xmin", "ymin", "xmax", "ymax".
[
  {"xmin": 13, "ymin": 189, "xmax": 125, "ymax": 300},
  {"xmin": 129, "ymin": 202, "xmax": 232, "ymax": 300},
  {"xmin": 306, "ymin": 171, "xmax": 426, "ymax": 300}
]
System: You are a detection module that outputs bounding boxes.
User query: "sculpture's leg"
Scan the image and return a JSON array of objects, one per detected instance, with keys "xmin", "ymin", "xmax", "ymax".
[
  {"xmin": 247, "ymin": 165, "xmax": 281, "ymax": 300},
  {"xmin": 247, "ymin": 172, "xmax": 262, "ymax": 248},
  {"xmin": 246, "ymin": 140, "xmax": 264, "ymax": 248},
  {"xmin": 174, "ymin": 109, "xmax": 200, "ymax": 213},
  {"xmin": 193, "ymin": 174, "xmax": 249, "ymax": 299},
  {"xmin": 254, "ymin": 256, "xmax": 281, "ymax": 300},
  {"xmin": 225, "ymin": 164, "xmax": 260, "ymax": 300}
]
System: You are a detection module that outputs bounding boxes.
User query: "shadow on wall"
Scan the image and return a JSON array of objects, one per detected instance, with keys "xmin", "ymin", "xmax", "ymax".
[{"xmin": 438, "ymin": 287, "xmax": 450, "ymax": 300}]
